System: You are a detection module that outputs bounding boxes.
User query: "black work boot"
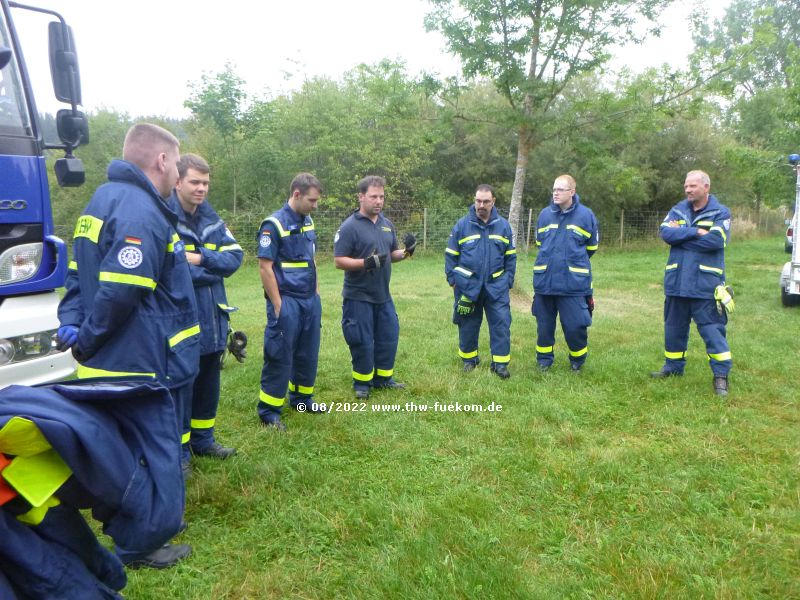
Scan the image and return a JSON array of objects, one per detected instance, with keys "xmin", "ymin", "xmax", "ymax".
[
  {"xmin": 713, "ymin": 376, "xmax": 729, "ymax": 397},
  {"xmin": 650, "ymin": 368, "xmax": 682, "ymax": 379},
  {"xmin": 123, "ymin": 543, "xmax": 191, "ymax": 569},
  {"xmin": 490, "ymin": 363, "xmax": 510, "ymax": 379}
]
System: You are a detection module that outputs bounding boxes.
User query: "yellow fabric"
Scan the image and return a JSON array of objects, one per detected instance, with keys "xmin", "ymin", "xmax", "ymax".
[
  {"xmin": 259, "ymin": 389, "xmax": 286, "ymax": 407},
  {"xmin": 73, "ymin": 215, "xmax": 103, "ymax": 244},
  {"xmin": 99, "ymin": 271, "xmax": 157, "ymax": 289},
  {"xmin": 458, "ymin": 349, "xmax": 478, "ymax": 359},
  {"xmin": 0, "ymin": 416, "xmax": 52, "ymax": 456},
  {"xmin": 191, "ymin": 418, "xmax": 215, "ymax": 429},
  {"xmin": 2, "ymin": 449, "xmax": 71, "ymax": 507},
  {"xmin": 77, "ymin": 365, "xmax": 155, "ymax": 379},
  {"xmin": 168, "ymin": 324, "xmax": 200, "ymax": 348}
]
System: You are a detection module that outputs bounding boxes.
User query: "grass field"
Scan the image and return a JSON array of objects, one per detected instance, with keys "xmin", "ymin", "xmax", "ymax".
[{"xmin": 123, "ymin": 235, "xmax": 799, "ymax": 599}]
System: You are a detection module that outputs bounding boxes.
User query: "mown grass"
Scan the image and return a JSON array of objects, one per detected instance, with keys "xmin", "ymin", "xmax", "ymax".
[{"xmin": 122, "ymin": 235, "xmax": 799, "ymax": 599}]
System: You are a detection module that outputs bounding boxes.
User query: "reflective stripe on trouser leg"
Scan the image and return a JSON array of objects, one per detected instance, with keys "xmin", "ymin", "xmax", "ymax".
[
  {"xmin": 559, "ymin": 296, "xmax": 590, "ymax": 367},
  {"xmin": 289, "ymin": 295, "xmax": 322, "ymax": 406},
  {"xmin": 169, "ymin": 383, "xmax": 193, "ymax": 464},
  {"xmin": 532, "ymin": 294, "xmax": 557, "ymax": 366},
  {"xmin": 485, "ymin": 290, "xmax": 511, "ymax": 365},
  {"xmin": 373, "ymin": 299, "xmax": 400, "ymax": 385},
  {"xmin": 258, "ymin": 297, "xmax": 299, "ymax": 419},
  {"xmin": 343, "ymin": 299, "xmax": 375, "ymax": 391},
  {"xmin": 663, "ymin": 296, "xmax": 691, "ymax": 374},
  {"xmin": 190, "ymin": 351, "xmax": 223, "ymax": 451},
  {"xmin": 692, "ymin": 298, "xmax": 732, "ymax": 377},
  {"xmin": 457, "ymin": 288, "xmax": 483, "ymax": 364}
]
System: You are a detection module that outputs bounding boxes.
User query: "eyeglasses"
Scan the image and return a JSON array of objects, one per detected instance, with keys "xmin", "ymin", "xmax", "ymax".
[{"xmin": 552, "ymin": 188, "xmax": 573, "ymax": 193}]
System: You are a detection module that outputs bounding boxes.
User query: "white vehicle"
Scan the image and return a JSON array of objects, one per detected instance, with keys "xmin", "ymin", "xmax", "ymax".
[{"xmin": 780, "ymin": 155, "xmax": 800, "ymax": 306}]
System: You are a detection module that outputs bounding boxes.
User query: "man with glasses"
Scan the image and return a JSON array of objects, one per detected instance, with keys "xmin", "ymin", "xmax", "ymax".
[
  {"xmin": 532, "ymin": 174, "xmax": 599, "ymax": 372},
  {"xmin": 445, "ymin": 184, "xmax": 516, "ymax": 377}
]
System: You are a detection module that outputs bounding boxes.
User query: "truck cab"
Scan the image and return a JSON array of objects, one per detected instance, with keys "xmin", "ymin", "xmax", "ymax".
[{"xmin": 0, "ymin": 0, "xmax": 87, "ymax": 386}]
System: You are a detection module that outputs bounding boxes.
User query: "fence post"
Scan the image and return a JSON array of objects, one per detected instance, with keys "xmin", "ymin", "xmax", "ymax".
[
  {"xmin": 526, "ymin": 208, "xmax": 533, "ymax": 251},
  {"xmin": 619, "ymin": 209, "xmax": 625, "ymax": 247},
  {"xmin": 423, "ymin": 207, "xmax": 428, "ymax": 250}
]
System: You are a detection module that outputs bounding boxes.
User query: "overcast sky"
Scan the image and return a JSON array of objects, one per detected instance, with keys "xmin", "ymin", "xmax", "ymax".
[{"xmin": 10, "ymin": 0, "xmax": 728, "ymax": 119}]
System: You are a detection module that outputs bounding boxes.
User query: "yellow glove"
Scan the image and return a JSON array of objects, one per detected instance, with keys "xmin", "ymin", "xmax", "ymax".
[{"xmin": 714, "ymin": 285, "xmax": 735, "ymax": 315}]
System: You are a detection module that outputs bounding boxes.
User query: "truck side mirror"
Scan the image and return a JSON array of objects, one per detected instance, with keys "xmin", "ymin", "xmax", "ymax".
[
  {"xmin": 56, "ymin": 109, "xmax": 88, "ymax": 147},
  {"xmin": 0, "ymin": 46, "xmax": 10, "ymax": 70},
  {"xmin": 48, "ymin": 22, "xmax": 81, "ymax": 106},
  {"xmin": 54, "ymin": 157, "xmax": 85, "ymax": 187}
]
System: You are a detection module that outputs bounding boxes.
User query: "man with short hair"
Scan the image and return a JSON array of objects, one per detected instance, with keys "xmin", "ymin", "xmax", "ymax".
[
  {"xmin": 57, "ymin": 123, "xmax": 197, "ymax": 568},
  {"xmin": 334, "ymin": 176, "xmax": 414, "ymax": 400},
  {"xmin": 168, "ymin": 153, "xmax": 243, "ymax": 458},
  {"xmin": 532, "ymin": 174, "xmax": 599, "ymax": 372},
  {"xmin": 651, "ymin": 170, "xmax": 733, "ymax": 396},
  {"xmin": 445, "ymin": 184, "xmax": 516, "ymax": 377},
  {"xmin": 257, "ymin": 173, "xmax": 323, "ymax": 430}
]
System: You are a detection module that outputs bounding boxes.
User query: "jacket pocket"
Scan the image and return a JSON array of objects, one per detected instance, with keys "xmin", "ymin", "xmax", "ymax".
[
  {"xmin": 341, "ymin": 318, "xmax": 362, "ymax": 347},
  {"xmin": 166, "ymin": 323, "xmax": 200, "ymax": 384},
  {"xmin": 664, "ymin": 262, "xmax": 679, "ymax": 291},
  {"xmin": 566, "ymin": 265, "xmax": 591, "ymax": 293}
]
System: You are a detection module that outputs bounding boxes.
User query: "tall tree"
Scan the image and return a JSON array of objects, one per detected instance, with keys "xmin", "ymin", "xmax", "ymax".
[{"xmin": 426, "ymin": 0, "xmax": 672, "ymax": 242}]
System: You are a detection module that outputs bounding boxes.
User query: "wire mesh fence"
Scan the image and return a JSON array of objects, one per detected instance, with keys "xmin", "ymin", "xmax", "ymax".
[{"xmin": 54, "ymin": 205, "xmax": 789, "ymax": 254}]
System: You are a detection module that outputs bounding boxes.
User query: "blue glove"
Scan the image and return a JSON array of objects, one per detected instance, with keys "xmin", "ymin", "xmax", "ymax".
[{"xmin": 56, "ymin": 325, "xmax": 79, "ymax": 351}]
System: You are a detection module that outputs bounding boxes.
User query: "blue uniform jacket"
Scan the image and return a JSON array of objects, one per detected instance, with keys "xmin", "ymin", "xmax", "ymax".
[
  {"xmin": 445, "ymin": 205, "xmax": 516, "ymax": 302},
  {"xmin": 660, "ymin": 194, "xmax": 731, "ymax": 299},
  {"xmin": 0, "ymin": 381, "xmax": 184, "ymax": 598},
  {"xmin": 533, "ymin": 195, "xmax": 599, "ymax": 296},
  {"xmin": 257, "ymin": 203, "xmax": 317, "ymax": 299},
  {"xmin": 58, "ymin": 160, "xmax": 200, "ymax": 388},
  {"xmin": 168, "ymin": 194, "xmax": 243, "ymax": 355}
]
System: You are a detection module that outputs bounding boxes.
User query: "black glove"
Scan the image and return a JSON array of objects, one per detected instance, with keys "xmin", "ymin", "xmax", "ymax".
[
  {"xmin": 456, "ymin": 295, "xmax": 475, "ymax": 316},
  {"xmin": 364, "ymin": 253, "xmax": 389, "ymax": 270},
  {"xmin": 403, "ymin": 232, "xmax": 417, "ymax": 257},
  {"xmin": 227, "ymin": 330, "xmax": 248, "ymax": 363},
  {"xmin": 586, "ymin": 295, "xmax": 594, "ymax": 316}
]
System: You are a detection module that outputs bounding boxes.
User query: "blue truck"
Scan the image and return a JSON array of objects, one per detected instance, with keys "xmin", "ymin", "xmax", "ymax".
[{"xmin": 0, "ymin": 0, "xmax": 87, "ymax": 386}]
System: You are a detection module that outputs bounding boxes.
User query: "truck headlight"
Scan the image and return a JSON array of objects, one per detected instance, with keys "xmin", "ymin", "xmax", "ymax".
[
  {"xmin": 0, "ymin": 243, "xmax": 43, "ymax": 284},
  {"xmin": 0, "ymin": 329, "xmax": 58, "ymax": 366}
]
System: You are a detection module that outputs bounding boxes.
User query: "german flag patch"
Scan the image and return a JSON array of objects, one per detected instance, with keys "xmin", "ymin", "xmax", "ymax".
[{"xmin": 125, "ymin": 236, "xmax": 142, "ymax": 245}]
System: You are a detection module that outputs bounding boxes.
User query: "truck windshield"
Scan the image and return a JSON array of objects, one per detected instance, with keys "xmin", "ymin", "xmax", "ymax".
[{"xmin": 0, "ymin": 15, "xmax": 32, "ymax": 138}]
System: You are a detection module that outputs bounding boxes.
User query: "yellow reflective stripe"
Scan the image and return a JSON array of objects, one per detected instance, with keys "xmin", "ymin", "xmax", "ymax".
[
  {"xmin": 76, "ymin": 365, "xmax": 156, "ymax": 379},
  {"xmin": 191, "ymin": 418, "xmax": 215, "ymax": 429},
  {"xmin": 376, "ymin": 368, "xmax": 393, "ymax": 378},
  {"xmin": 533, "ymin": 265, "xmax": 547, "ymax": 272},
  {"xmin": 73, "ymin": 215, "xmax": 103, "ymax": 243},
  {"xmin": 168, "ymin": 324, "xmax": 200, "ymax": 348},
  {"xmin": 696, "ymin": 220, "xmax": 714, "ymax": 227},
  {"xmin": 536, "ymin": 241, "xmax": 541, "ymax": 247},
  {"xmin": 301, "ymin": 224, "xmax": 315, "ymax": 233},
  {"xmin": 220, "ymin": 243, "xmax": 242, "ymax": 252},
  {"xmin": 288, "ymin": 382, "xmax": 296, "ymax": 392},
  {"xmin": 708, "ymin": 351, "xmax": 732, "ymax": 361},
  {"xmin": 676, "ymin": 220, "xmax": 686, "ymax": 225},
  {"xmin": 184, "ymin": 243, "xmax": 196, "ymax": 251},
  {"xmin": 68, "ymin": 260, "xmax": 77, "ymax": 270},
  {"xmin": 569, "ymin": 346, "xmax": 588, "ymax": 357},
  {"xmin": 566, "ymin": 224, "xmax": 591, "ymax": 238},
  {"xmin": 203, "ymin": 243, "xmax": 218, "ymax": 250},
  {"xmin": 454, "ymin": 266, "xmax": 473, "ymax": 277},
  {"xmin": 492, "ymin": 269, "xmax": 505, "ymax": 279},
  {"xmin": 569, "ymin": 267, "xmax": 589, "ymax": 274},
  {"xmin": 352, "ymin": 370, "xmax": 374, "ymax": 382},
  {"xmin": 665, "ymin": 350, "xmax": 686, "ymax": 359},
  {"xmin": 492, "ymin": 354, "xmax": 510, "ymax": 363},
  {"xmin": 698, "ymin": 265, "xmax": 723, "ymax": 275},
  {"xmin": 289, "ymin": 381, "xmax": 314, "ymax": 394},
  {"xmin": 282, "ymin": 262, "xmax": 309, "ymax": 268},
  {"xmin": 217, "ymin": 303, "xmax": 236, "ymax": 311},
  {"xmin": 99, "ymin": 272, "xmax": 158, "ymax": 289},
  {"xmin": 505, "ymin": 249, "xmax": 517, "ymax": 255},
  {"xmin": 536, "ymin": 345, "xmax": 554, "ymax": 353},
  {"xmin": 665, "ymin": 263, "xmax": 678, "ymax": 271},
  {"xmin": 267, "ymin": 217, "xmax": 289, "ymax": 237},
  {"xmin": 458, "ymin": 234, "xmax": 481, "ymax": 245},
  {"xmin": 709, "ymin": 226, "xmax": 727, "ymax": 244},
  {"xmin": 445, "ymin": 248, "xmax": 460, "ymax": 256},
  {"xmin": 488, "ymin": 234, "xmax": 509, "ymax": 244},
  {"xmin": 458, "ymin": 349, "xmax": 478, "ymax": 359},
  {"xmin": 537, "ymin": 224, "xmax": 558, "ymax": 233},
  {"xmin": 181, "ymin": 431, "xmax": 191, "ymax": 444},
  {"xmin": 586, "ymin": 244, "xmax": 598, "ymax": 251},
  {"xmin": 259, "ymin": 389, "xmax": 285, "ymax": 407},
  {"xmin": 166, "ymin": 232, "xmax": 181, "ymax": 252},
  {"xmin": 17, "ymin": 496, "xmax": 60, "ymax": 526}
]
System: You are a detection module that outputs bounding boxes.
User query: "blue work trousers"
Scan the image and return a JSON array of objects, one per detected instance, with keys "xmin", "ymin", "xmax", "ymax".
[
  {"xmin": 532, "ymin": 294, "xmax": 591, "ymax": 367},
  {"xmin": 258, "ymin": 295, "xmax": 322, "ymax": 419},
  {"xmin": 170, "ymin": 382, "xmax": 194, "ymax": 467},
  {"xmin": 453, "ymin": 288, "xmax": 511, "ymax": 366},
  {"xmin": 189, "ymin": 351, "xmax": 223, "ymax": 452},
  {"xmin": 341, "ymin": 298, "xmax": 400, "ymax": 391},
  {"xmin": 662, "ymin": 296, "xmax": 731, "ymax": 376}
]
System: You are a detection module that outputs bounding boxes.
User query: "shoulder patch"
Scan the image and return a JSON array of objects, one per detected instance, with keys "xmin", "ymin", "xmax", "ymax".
[
  {"xmin": 118, "ymin": 246, "xmax": 143, "ymax": 269},
  {"xmin": 259, "ymin": 234, "xmax": 271, "ymax": 248},
  {"xmin": 334, "ymin": 231, "xmax": 340, "ymax": 244},
  {"xmin": 723, "ymin": 218, "xmax": 731, "ymax": 230}
]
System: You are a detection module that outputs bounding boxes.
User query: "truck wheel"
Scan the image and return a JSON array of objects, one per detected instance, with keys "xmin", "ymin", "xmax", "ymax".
[{"xmin": 782, "ymin": 287, "xmax": 800, "ymax": 306}]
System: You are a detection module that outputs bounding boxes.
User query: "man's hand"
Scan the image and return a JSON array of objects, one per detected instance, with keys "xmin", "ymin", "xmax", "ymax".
[
  {"xmin": 364, "ymin": 253, "xmax": 389, "ymax": 270},
  {"xmin": 714, "ymin": 285, "xmax": 735, "ymax": 316},
  {"xmin": 403, "ymin": 233, "xmax": 417, "ymax": 257},
  {"xmin": 586, "ymin": 295, "xmax": 595, "ymax": 316},
  {"xmin": 186, "ymin": 251, "xmax": 202, "ymax": 266},
  {"xmin": 456, "ymin": 295, "xmax": 475, "ymax": 316},
  {"xmin": 55, "ymin": 325, "xmax": 78, "ymax": 352}
]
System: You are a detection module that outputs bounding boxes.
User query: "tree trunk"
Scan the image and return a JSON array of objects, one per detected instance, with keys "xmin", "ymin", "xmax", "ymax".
[{"xmin": 508, "ymin": 127, "xmax": 530, "ymax": 246}]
